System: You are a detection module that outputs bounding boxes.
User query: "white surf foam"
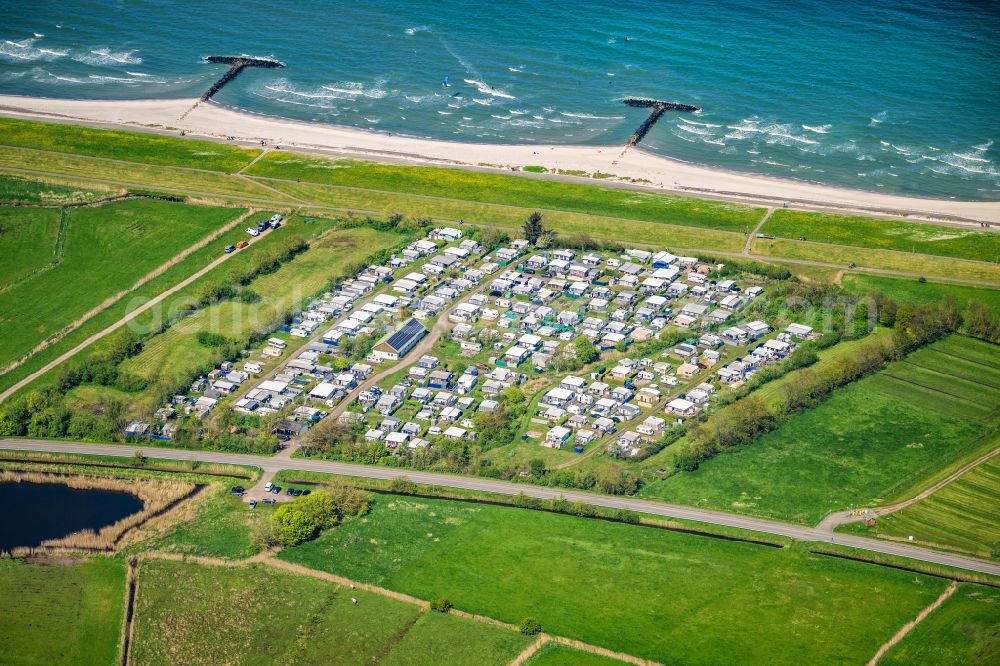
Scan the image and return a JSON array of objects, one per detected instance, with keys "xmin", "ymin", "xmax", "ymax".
[
  {"xmin": 802, "ymin": 124, "xmax": 831, "ymax": 134},
  {"xmin": 463, "ymin": 78, "xmax": 515, "ymax": 99},
  {"xmin": 74, "ymin": 48, "xmax": 142, "ymax": 66}
]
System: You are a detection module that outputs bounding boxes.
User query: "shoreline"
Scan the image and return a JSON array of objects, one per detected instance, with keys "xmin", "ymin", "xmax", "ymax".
[{"xmin": 0, "ymin": 94, "xmax": 998, "ymax": 224}]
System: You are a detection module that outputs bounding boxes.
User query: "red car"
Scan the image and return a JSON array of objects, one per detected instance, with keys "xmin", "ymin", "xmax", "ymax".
[{"xmin": 236, "ymin": 240, "xmax": 249, "ymax": 249}]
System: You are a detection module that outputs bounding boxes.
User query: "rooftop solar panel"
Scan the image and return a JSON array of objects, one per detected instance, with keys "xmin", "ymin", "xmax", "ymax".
[{"xmin": 384, "ymin": 318, "xmax": 427, "ymax": 351}]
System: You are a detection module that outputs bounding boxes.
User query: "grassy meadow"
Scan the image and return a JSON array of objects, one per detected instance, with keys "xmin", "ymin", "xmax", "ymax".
[
  {"xmin": 279, "ymin": 494, "xmax": 950, "ymax": 665},
  {"xmin": 0, "ymin": 117, "xmax": 260, "ymax": 172},
  {"xmin": 0, "ymin": 198, "xmax": 246, "ymax": 368},
  {"xmin": 246, "ymin": 152, "xmax": 767, "ymax": 232},
  {"xmin": 842, "ymin": 273, "xmax": 1000, "ymax": 312},
  {"xmin": 752, "ymin": 237, "xmax": 1000, "ymax": 283},
  {"xmin": 0, "ymin": 148, "xmax": 282, "ymax": 201},
  {"xmin": 640, "ymin": 336, "xmax": 998, "ymax": 525},
  {"xmin": 762, "ymin": 209, "xmax": 1000, "ymax": 263},
  {"xmin": 0, "ymin": 209, "xmax": 281, "ymax": 395},
  {"xmin": 526, "ymin": 644, "xmax": 627, "ymax": 666},
  {"xmin": 881, "ymin": 585, "xmax": 1000, "ymax": 666},
  {"xmin": 130, "ymin": 558, "xmax": 530, "ymax": 666},
  {"xmin": 0, "ymin": 206, "xmax": 62, "ymax": 289},
  {"xmin": 140, "ymin": 484, "xmax": 270, "ymax": 560},
  {"xmin": 255, "ymin": 178, "xmax": 748, "ymax": 252},
  {"xmin": 0, "ymin": 174, "xmax": 118, "ymax": 205},
  {"xmin": 2, "ymin": 118, "xmax": 997, "ymax": 286},
  {"xmin": 845, "ymin": 448, "xmax": 1000, "ymax": 561},
  {"xmin": 0, "ymin": 556, "xmax": 125, "ymax": 665},
  {"xmin": 118, "ymin": 225, "xmax": 403, "ymax": 399}
]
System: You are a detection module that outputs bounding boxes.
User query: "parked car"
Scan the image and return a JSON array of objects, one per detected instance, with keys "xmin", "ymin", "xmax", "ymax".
[
  {"xmin": 236, "ymin": 240, "xmax": 249, "ymax": 249},
  {"xmin": 224, "ymin": 244, "xmax": 235, "ymax": 254},
  {"xmin": 292, "ymin": 488, "xmax": 303, "ymax": 497},
  {"xmin": 263, "ymin": 482, "xmax": 273, "ymax": 492},
  {"xmin": 262, "ymin": 498, "xmax": 276, "ymax": 504},
  {"xmin": 270, "ymin": 485, "xmax": 281, "ymax": 494},
  {"xmin": 230, "ymin": 486, "xmax": 245, "ymax": 496},
  {"xmin": 246, "ymin": 227, "xmax": 260, "ymax": 237},
  {"xmin": 286, "ymin": 486, "xmax": 295, "ymax": 495},
  {"xmin": 257, "ymin": 219, "xmax": 269, "ymax": 232},
  {"xmin": 249, "ymin": 500, "xmax": 257, "ymax": 509}
]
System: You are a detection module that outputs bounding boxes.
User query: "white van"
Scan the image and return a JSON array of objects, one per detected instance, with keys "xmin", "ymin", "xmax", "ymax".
[{"xmin": 264, "ymin": 482, "xmax": 274, "ymax": 492}]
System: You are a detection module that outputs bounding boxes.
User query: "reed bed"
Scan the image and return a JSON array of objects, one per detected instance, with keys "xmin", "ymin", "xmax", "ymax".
[{"xmin": 0, "ymin": 470, "xmax": 198, "ymax": 556}]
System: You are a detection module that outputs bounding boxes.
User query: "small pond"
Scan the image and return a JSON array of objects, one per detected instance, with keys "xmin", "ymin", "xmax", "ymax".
[{"xmin": 0, "ymin": 481, "xmax": 144, "ymax": 551}]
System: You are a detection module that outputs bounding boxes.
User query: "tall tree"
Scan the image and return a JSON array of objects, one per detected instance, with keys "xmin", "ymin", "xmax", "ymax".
[{"xmin": 523, "ymin": 211, "xmax": 545, "ymax": 245}]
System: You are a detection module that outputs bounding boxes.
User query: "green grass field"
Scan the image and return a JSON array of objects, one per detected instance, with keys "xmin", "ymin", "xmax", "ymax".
[
  {"xmin": 279, "ymin": 494, "xmax": 950, "ymax": 665},
  {"xmin": 120, "ymin": 225, "xmax": 403, "ymax": 396},
  {"xmin": 0, "ymin": 209, "xmax": 281, "ymax": 395},
  {"xmin": 0, "ymin": 198, "xmax": 246, "ymax": 368},
  {"xmin": 246, "ymin": 153, "xmax": 766, "ymax": 233},
  {"xmin": 0, "ymin": 148, "xmax": 282, "ymax": 201},
  {"xmin": 140, "ymin": 484, "xmax": 269, "ymax": 560},
  {"xmin": 882, "ymin": 585, "xmax": 1000, "ymax": 665},
  {"xmin": 0, "ymin": 556, "xmax": 125, "ymax": 665},
  {"xmin": 843, "ymin": 273, "xmax": 1000, "ymax": 312},
  {"xmin": 640, "ymin": 336, "xmax": 998, "ymax": 525},
  {"xmin": 0, "ymin": 174, "xmax": 117, "ymax": 205},
  {"xmin": 845, "ymin": 447, "xmax": 1000, "ymax": 561},
  {"xmin": 256, "ymin": 179, "xmax": 748, "ymax": 252},
  {"xmin": 526, "ymin": 644, "xmax": 626, "ymax": 665},
  {"xmin": 752, "ymin": 238, "xmax": 1000, "ymax": 283},
  {"xmin": 0, "ymin": 206, "xmax": 62, "ymax": 289},
  {"xmin": 0, "ymin": 117, "xmax": 259, "ymax": 172},
  {"xmin": 130, "ymin": 558, "xmax": 529, "ymax": 666},
  {"xmin": 762, "ymin": 209, "xmax": 1000, "ymax": 263},
  {"xmin": 379, "ymin": 611, "xmax": 533, "ymax": 666}
]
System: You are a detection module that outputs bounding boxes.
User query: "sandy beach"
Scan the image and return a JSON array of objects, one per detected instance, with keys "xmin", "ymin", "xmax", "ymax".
[{"xmin": 0, "ymin": 94, "xmax": 998, "ymax": 224}]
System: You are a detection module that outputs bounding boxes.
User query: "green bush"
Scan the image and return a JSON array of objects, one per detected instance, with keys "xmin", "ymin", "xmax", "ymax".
[
  {"xmin": 518, "ymin": 617, "xmax": 542, "ymax": 635},
  {"xmin": 430, "ymin": 597, "xmax": 453, "ymax": 613}
]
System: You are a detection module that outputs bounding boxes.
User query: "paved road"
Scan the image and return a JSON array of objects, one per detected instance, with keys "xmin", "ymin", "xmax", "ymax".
[{"xmin": 4, "ymin": 438, "xmax": 999, "ymax": 577}]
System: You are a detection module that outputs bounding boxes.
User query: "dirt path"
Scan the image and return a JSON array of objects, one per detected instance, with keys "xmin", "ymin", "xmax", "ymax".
[
  {"xmin": 743, "ymin": 207, "xmax": 774, "ymax": 254},
  {"xmin": 0, "ymin": 208, "xmax": 261, "ymax": 403},
  {"xmin": 509, "ymin": 636, "xmax": 549, "ymax": 665},
  {"xmin": 5, "ymin": 162, "xmax": 1000, "ymax": 289},
  {"xmin": 262, "ymin": 557, "xmax": 431, "ymax": 607},
  {"xmin": 237, "ymin": 146, "xmax": 271, "ymax": 174},
  {"xmin": 548, "ymin": 636, "xmax": 663, "ymax": 666},
  {"xmin": 865, "ymin": 582, "xmax": 957, "ymax": 665},
  {"xmin": 817, "ymin": 445, "xmax": 1000, "ymax": 532},
  {"xmin": 135, "ymin": 549, "xmax": 660, "ymax": 665}
]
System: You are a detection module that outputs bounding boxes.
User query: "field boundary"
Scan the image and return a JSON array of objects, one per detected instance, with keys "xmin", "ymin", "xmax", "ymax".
[
  {"xmin": 4, "ymin": 164, "xmax": 1000, "ymax": 288},
  {"xmin": 0, "ymin": 204, "xmax": 254, "ymax": 379},
  {"xmin": 132, "ymin": 550, "xmax": 661, "ymax": 665},
  {"xmin": 120, "ymin": 557, "xmax": 138, "ymax": 666},
  {"xmin": 880, "ymin": 372, "xmax": 994, "ymax": 409},
  {"xmin": 509, "ymin": 636, "xmax": 549, "ymax": 665},
  {"xmin": 865, "ymin": 581, "xmax": 957, "ymax": 665},
  {"xmin": 900, "ymin": 359, "xmax": 1000, "ymax": 390},
  {"xmin": 0, "ymin": 207, "xmax": 260, "ymax": 403}
]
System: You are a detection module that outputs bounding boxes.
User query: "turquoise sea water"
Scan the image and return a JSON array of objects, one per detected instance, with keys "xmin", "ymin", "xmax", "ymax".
[{"xmin": 2, "ymin": 0, "xmax": 998, "ymax": 200}]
